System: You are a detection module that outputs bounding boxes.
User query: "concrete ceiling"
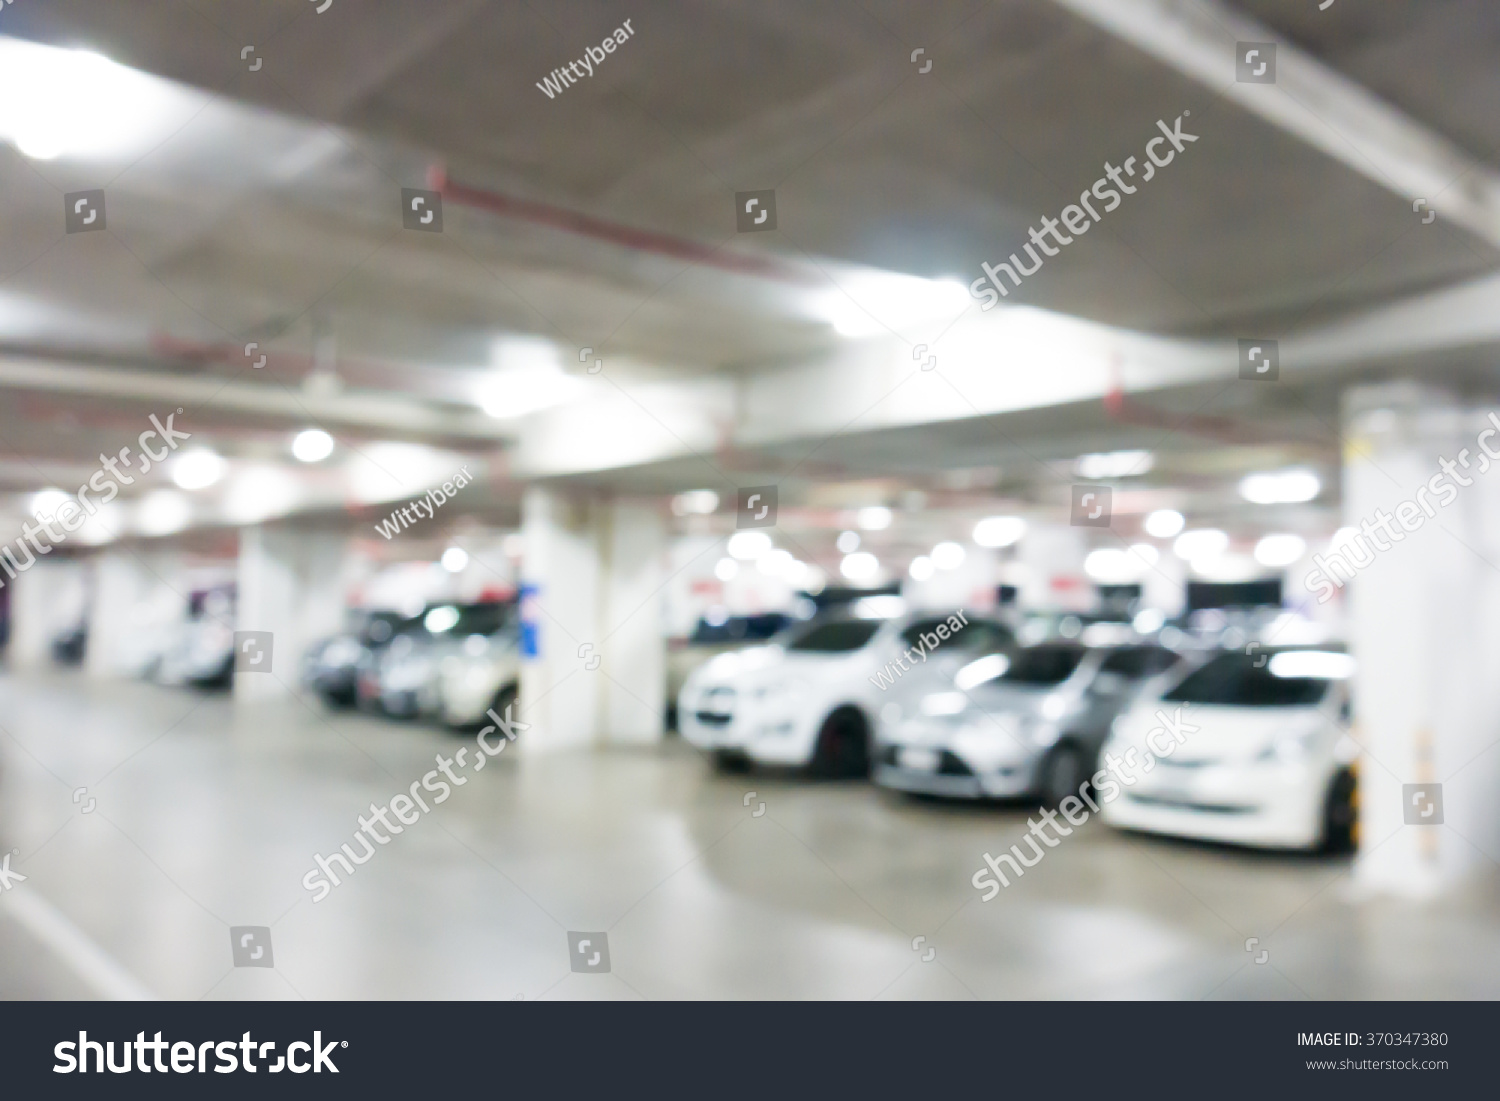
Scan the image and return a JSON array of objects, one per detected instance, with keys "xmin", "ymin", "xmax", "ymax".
[{"xmin": 0, "ymin": 0, "xmax": 1496, "ymax": 539}]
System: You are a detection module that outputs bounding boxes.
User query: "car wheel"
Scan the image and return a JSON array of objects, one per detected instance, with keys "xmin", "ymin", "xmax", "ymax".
[
  {"xmin": 712, "ymin": 748, "xmax": 751, "ymax": 773},
  {"xmin": 808, "ymin": 707, "xmax": 870, "ymax": 779},
  {"xmin": 1321, "ymin": 767, "xmax": 1357, "ymax": 854},
  {"xmin": 1038, "ymin": 743, "xmax": 1088, "ymax": 810},
  {"xmin": 489, "ymin": 684, "xmax": 520, "ymax": 730}
]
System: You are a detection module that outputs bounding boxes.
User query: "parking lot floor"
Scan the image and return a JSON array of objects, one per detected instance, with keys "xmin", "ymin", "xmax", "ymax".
[{"xmin": 1, "ymin": 670, "xmax": 1496, "ymax": 1000}]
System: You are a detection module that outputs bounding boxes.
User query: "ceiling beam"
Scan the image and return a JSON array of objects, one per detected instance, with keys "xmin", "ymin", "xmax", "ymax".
[{"xmin": 1051, "ymin": 0, "xmax": 1500, "ymax": 248}]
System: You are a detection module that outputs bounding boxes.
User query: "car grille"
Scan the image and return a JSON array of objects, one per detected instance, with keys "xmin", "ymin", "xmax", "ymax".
[
  {"xmin": 695, "ymin": 711, "xmax": 733, "ymax": 728},
  {"xmin": 881, "ymin": 746, "xmax": 974, "ymax": 776}
]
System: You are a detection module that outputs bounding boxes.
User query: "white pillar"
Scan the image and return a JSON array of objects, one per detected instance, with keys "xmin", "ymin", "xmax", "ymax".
[
  {"xmin": 86, "ymin": 549, "xmax": 188, "ymax": 679},
  {"xmin": 1011, "ymin": 522, "xmax": 1089, "ymax": 610},
  {"xmin": 1343, "ymin": 383, "xmax": 1500, "ymax": 895},
  {"xmin": 7, "ymin": 556, "xmax": 88, "ymax": 669},
  {"xmin": 234, "ymin": 525, "xmax": 350, "ymax": 703},
  {"xmin": 518, "ymin": 488, "xmax": 666, "ymax": 753}
]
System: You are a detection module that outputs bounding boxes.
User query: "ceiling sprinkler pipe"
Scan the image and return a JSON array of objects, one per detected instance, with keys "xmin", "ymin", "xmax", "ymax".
[{"xmin": 427, "ymin": 164, "xmax": 817, "ymax": 285}]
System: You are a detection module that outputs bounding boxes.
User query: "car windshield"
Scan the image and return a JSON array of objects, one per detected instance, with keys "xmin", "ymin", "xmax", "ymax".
[
  {"xmin": 1162, "ymin": 649, "xmax": 1346, "ymax": 707},
  {"xmin": 998, "ymin": 644, "xmax": 1086, "ymax": 686},
  {"xmin": 1099, "ymin": 645, "xmax": 1179, "ymax": 678},
  {"xmin": 691, "ymin": 613, "xmax": 789, "ymax": 644},
  {"xmin": 786, "ymin": 620, "xmax": 881, "ymax": 653}
]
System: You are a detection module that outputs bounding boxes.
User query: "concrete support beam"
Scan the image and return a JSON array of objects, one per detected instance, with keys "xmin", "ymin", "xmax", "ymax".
[
  {"xmin": 1052, "ymin": 0, "xmax": 1500, "ymax": 248},
  {"xmin": 6, "ymin": 558, "xmax": 88, "ymax": 670}
]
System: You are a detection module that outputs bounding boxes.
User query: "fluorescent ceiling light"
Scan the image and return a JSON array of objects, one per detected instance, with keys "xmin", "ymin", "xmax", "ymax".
[
  {"xmin": 0, "ymin": 42, "xmax": 182, "ymax": 161},
  {"xmin": 671, "ymin": 490, "xmax": 718, "ymax": 516},
  {"xmin": 811, "ymin": 271, "xmax": 970, "ymax": 338},
  {"xmin": 856, "ymin": 506, "xmax": 892, "ymax": 531},
  {"xmin": 1255, "ymin": 534, "xmax": 1306, "ymax": 568},
  {"xmin": 135, "ymin": 490, "xmax": 191, "ymax": 536},
  {"xmin": 424, "ymin": 605, "xmax": 460, "ymax": 633},
  {"xmin": 714, "ymin": 557, "xmax": 739, "ymax": 581},
  {"xmin": 171, "ymin": 448, "xmax": 227, "ymax": 490},
  {"xmin": 30, "ymin": 489, "xmax": 71, "ymax": 518},
  {"xmin": 908, "ymin": 555, "xmax": 934, "ymax": 581},
  {"xmin": 1144, "ymin": 509, "xmax": 1184, "ymax": 538},
  {"xmin": 1084, "ymin": 548, "xmax": 1146, "ymax": 584},
  {"xmin": 1076, "ymin": 450, "xmax": 1154, "ymax": 480},
  {"xmin": 1240, "ymin": 470, "xmax": 1321, "ymax": 505},
  {"xmin": 973, "ymin": 516, "xmax": 1026, "ymax": 548},
  {"xmin": 292, "ymin": 429, "xmax": 335, "ymax": 463},
  {"xmin": 836, "ymin": 531, "xmax": 861, "ymax": 554},
  {"xmin": 1173, "ymin": 529, "xmax": 1228, "ymax": 560},
  {"xmin": 225, "ymin": 466, "xmax": 300, "ymax": 523},
  {"xmin": 727, "ymin": 531, "xmax": 771, "ymax": 560},
  {"xmin": 931, "ymin": 541, "xmax": 965, "ymax": 570},
  {"xmin": 441, "ymin": 547, "xmax": 469, "ymax": 573}
]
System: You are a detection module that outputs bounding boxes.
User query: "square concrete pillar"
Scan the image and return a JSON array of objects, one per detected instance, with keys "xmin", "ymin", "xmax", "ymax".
[
  {"xmin": 518, "ymin": 487, "xmax": 666, "ymax": 753},
  {"xmin": 234, "ymin": 525, "xmax": 351, "ymax": 703},
  {"xmin": 1342, "ymin": 384, "xmax": 1500, "ymax": 895}
]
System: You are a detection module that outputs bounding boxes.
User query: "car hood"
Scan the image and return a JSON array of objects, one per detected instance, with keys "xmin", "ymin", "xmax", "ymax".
[{"xmin": 1109, "ymin": 700, "xmax": 1328, "ymax": 764}]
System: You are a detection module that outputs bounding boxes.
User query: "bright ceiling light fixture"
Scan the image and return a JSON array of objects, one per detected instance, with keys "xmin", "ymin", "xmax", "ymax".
[
  {"xmin": 135, "ymin": 490, "xmax": 191, "ymax": 536},
  {"xmin": 840, "ymin": 551, "xmax": 880, "ymax": 582},
  {"xmin": 811, "ymin": 271, "xmax": 970, "ymax": 338},
  {"xmin": 1076, "ymin": 450, "xmax": 1155, "ymax": 480},
  {"xmin": 727, "ymin": 531, "xmax": 772, "ymax": 560},
  {"xmin": 292, "ymin": 429, "xmax": 335, "ymax": 463},
  {"xmin": 931, "ymin": 541, "xmax": 966, "ymax": 570},
  {"xmin": 0, "ymin": 42, "xmax": 181, "ymax": 161},
  {"xmin": 478, "ymin": 337, "xmax": 580, "ymax": 419},
  {"xmin": 973, "ymin": 516, "xmax": 1026, "ymax": 548},
  {"xmin": 1144, "ymin": 509, "xmax": 1185, "ymax": 538},
  {"xmin": 908, "ymin": 555, "xmax": 934, "ymax": 581},
  {"xmin": 714, "ymin": 557, "xmax": 739, "ymax": 581},
  {"xmin": 30, "ymin": 489, "xmax": 71, "ymax": 518},
  {"xmin": 1240, "ymin": 469, "xmax": 1321, "ymax": 505},
  {"xmin": 1173, "ymin": 529, "xmax": 1228, "ymax": 560},
  {"xmin": 441, "ymin": 547, "xmax": 469, "ymax": 573},
  {"xmin": 671, "ymin": 489, "xmax": 719, "ymax": 516},
  {"xmin": 224, "ymin": 466, "xmax": 301, "ymax": 524},
  {"xmin": 836, "ymin": 530, "xmax": 861, "ymax": 554},
  {"xmin": 856, "ymin": 505, "xmax": 893, "ymax": 531},
  {"xmin": 1255, "ymin": 534, "xmax": 1307, "ymax": 568},
  {"xmin": 171, "ymin": 448, "xmax": 227, "ymax": 490},
  {"xmin": 1084, "ymin": 548, "xmax": 1147, "ymax": 584}
]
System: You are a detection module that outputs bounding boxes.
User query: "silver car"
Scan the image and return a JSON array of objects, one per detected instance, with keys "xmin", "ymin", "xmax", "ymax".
[{"xmin": 875, "ymin": 640, "xmax": 1182, "ymax": 806}]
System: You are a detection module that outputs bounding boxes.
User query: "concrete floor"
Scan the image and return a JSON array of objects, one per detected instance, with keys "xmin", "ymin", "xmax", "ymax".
[{"xmin": 0, "ymin": 670, "xmax": 1496, "ymax": 1000}]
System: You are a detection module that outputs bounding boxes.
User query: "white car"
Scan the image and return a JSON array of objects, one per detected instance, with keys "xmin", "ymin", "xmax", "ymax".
[
  {"xmin": 677, "ymin": 606, "xmax": 1013, "ymax": 776},
  {"xmin": 436, "ymin": 628, "xmax": 522, "ymax": 729},
  {"xmin": 1100, "ymin": 645, "xmax": 1358, "ymax": 851}
]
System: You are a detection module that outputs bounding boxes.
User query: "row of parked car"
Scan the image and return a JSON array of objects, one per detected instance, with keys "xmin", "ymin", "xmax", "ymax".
[
  {"xmin": 677, "ymin": 602, "xmax": 1359, "ymax": 852},
  {"xmin": 302, "ymin": 601, "xmax": 522, "ymax": 729}
]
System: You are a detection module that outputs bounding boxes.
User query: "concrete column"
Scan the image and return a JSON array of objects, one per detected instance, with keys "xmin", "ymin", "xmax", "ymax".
[
  {"xmin": 1012, "ymin": 523, "xmax": 1089, "ymax": 610},
  {"xmin": 518, "ymin": 487, "xmax": 666, "ymax": 753},
  {"xmin": 7, "ymin": 556, "xmax": 88, "ymax": 669},
  {"xmin": 86, "ymin": 549, "xmax": 188, "ymax": 679},
  {"xmin": 1343, "ymin": 383, "xmax": 1500, "ymax": 895},
  {"xmin": 234, "ymin": 525, "xmax": 351, "ymax": 703}
]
